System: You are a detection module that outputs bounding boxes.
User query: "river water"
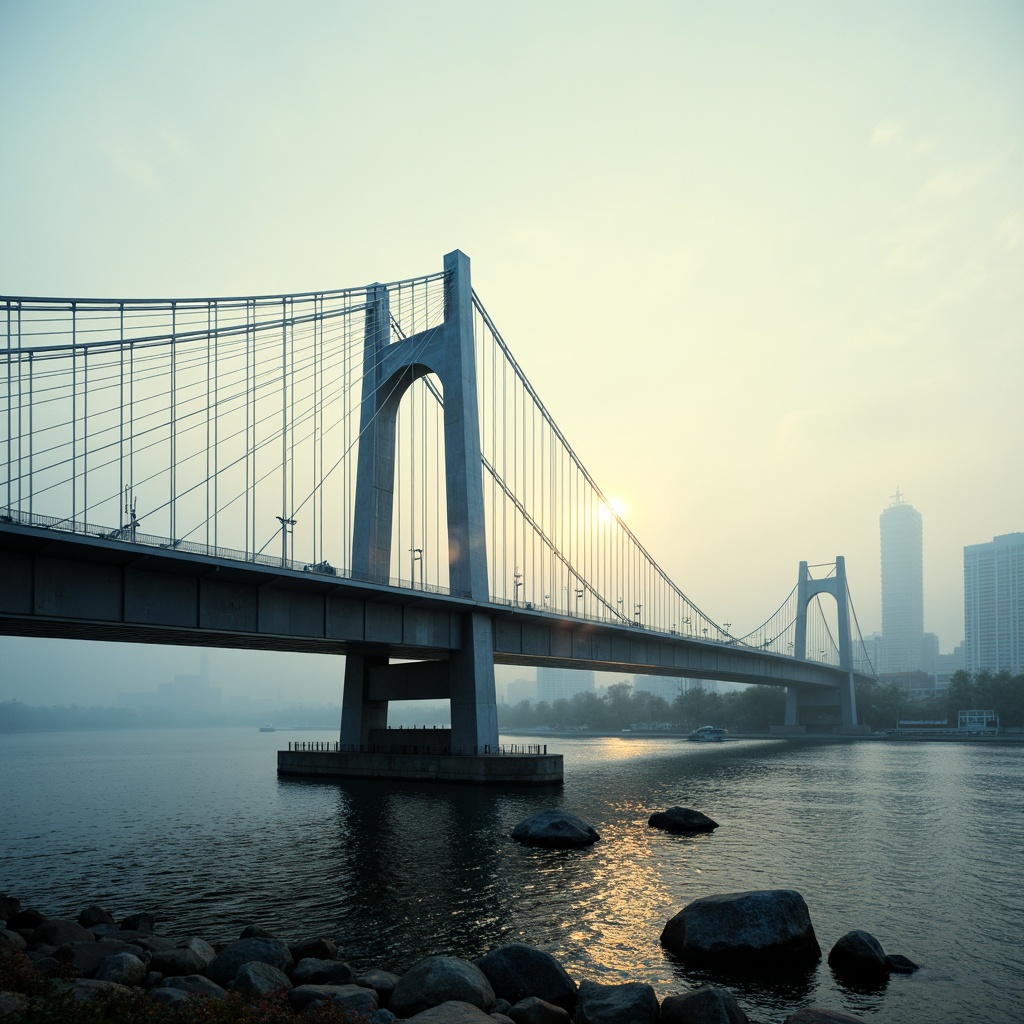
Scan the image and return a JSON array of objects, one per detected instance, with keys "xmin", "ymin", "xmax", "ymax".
[{"xmin": 2, "ymin": 730, "xmax": 1021, "ymax": 1023}]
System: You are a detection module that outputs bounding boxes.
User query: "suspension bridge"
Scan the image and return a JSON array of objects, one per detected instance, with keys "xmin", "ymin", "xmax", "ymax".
[{"xmin": 1, "ymin": 250, "xmax": 877, "ymax": 781}]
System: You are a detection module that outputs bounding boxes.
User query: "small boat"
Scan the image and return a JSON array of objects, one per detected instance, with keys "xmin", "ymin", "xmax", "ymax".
[
  {"xmin": 687, "ymin": 725, "xmax": 726, "ymax": 742},
  {"xmin": 259, "ymin": 724, "xmax": 276, "ymax": 732}
]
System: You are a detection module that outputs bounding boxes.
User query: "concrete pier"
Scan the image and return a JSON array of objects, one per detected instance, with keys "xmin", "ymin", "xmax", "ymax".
[{"xmin": 278, "ymin": 748, "xmax": 563, "ymax": 785}]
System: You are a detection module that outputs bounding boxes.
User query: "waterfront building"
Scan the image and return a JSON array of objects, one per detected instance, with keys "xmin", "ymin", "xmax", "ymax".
[
  {"xmin": 879, "ymin": 489, "xmax": 925, "ymax": 674},
  {"xmin": 964, "ymin": 532, "xmax": 1024, "ymax": 675}
]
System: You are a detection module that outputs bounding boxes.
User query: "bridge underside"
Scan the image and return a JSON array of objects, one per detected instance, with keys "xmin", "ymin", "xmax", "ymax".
[{"xmin": 0, "ymin": 525, "xmax": 865, "ymax": 721}]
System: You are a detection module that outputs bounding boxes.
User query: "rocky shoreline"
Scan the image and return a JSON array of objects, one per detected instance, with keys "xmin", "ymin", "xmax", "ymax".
[{"xmin": 1, "ymin": 884, "xmax": 916, "ymax": 1024}]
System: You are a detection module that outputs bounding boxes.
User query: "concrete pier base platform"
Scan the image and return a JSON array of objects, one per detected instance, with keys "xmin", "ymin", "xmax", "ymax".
[{"xmin": 278, "ymin": 749, "xmax": 563, "ymax": 785}]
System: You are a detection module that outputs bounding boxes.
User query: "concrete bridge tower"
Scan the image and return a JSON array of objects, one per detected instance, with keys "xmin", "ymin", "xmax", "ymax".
[
  {"xmin": 785, "ymin": 556, "xmax": 861, "ymax": 733},
  {"xmin": 340, "ymin": 250, "xmax": 499, "ymax": 755}
]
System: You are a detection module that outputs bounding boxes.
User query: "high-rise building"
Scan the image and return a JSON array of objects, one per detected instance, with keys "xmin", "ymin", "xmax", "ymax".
[
  {"xmin": 537, "ymin": 667, "xmax": 595, "ymax": 704},
  {"xmin": 879, "ymin": 489, "xmax": 924, "ymax": 674},
  {"xmin": 964, "ymin": 532, "xmax": 1024, "ymax": 675}
]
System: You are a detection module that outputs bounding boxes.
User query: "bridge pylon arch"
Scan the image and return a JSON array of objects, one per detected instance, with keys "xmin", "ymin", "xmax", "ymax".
[
  {"xmin": 784, "ymin": 556, "xmax": 859, "ymax": 732},
  {"xmin": 340, "ymin": 250, "xmax": 499, "ymax": 755}
]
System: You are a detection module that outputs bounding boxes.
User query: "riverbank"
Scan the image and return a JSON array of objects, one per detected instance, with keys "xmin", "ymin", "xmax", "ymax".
[{"xmin": 0, "ymin": 894, "xmax": 889, "ymax": 1024}]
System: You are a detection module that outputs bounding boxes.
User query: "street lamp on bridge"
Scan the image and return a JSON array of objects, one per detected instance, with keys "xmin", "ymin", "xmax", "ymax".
[
  {"xmin": 275, "ymin": 516, "xmax": 296, "ymax": 567},
  {"xmin": 410, "ymin": 547, "xmax": 423, "ymax": 589}
]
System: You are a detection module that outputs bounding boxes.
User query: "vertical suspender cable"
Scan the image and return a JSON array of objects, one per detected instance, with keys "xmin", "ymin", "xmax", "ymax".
[{"xmin": 170, "ymin": 301, "xmax": 177, "ymax": 542}]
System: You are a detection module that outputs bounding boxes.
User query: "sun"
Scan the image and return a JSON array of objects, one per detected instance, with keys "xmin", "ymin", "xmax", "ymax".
[{"xmin": 599, "ymin": 496, "xmax": 627, "ymax": 524}]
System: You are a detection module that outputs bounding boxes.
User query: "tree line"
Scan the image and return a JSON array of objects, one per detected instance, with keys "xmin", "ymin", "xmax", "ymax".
[{"xmin": 498, "ymin": 670, "xmax": 1024, "ymax": 734}]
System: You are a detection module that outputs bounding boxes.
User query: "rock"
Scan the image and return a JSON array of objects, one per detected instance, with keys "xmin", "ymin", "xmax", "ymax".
[
  {"xmin": 150, "ymin": 946, "xmax": 209, "ymax": 977},
  {"xmin": 292, "ymin": 957, "xmax": 355, "ymax": 985},
  {"xmin": 131, "ymin": 935, "xmax": 177, "ymax": 953},
  {"xmin": 572, "ymin": 979, "xmax": 660, "ymax": 1024},
  {"xmin": 95, "ymin": 952, "xmax": 148, "ymax": 986},
  {"xmin": 476, "ymin": 944, "xmax": 578, "ymax": 1012},
  {"xmin": 391, "ymin": 956, "xmax": 496, "ymax": 1018},
  {"xmin": 30, "ymin": 919, "xmax": 96, "ymax": 947},
  {"xmin": 150, "ymin": 988, "xmax": 192, "ymax": 1006},
  {"xmin": 291, "ymin": 936, "xmax": 338, "ymax": 961},
  {"xmin": 239, "ymin": 924, "xmax": 276, "ymax": 939},
  {"xmin": 205, "ymin": 936, "xmax": 293, "ymax": 986},
  {"xmin": 231, "ymin": 960, "xmax": 294, "ymax": 994},
  {"xmin": 492, "ymin": 1014, "xmax": 517, "ymax": 1024},
  {"xmin": 178, "ymin": 936, "xmax": 217, "ymax": 965},
  {"xmin": 0, "ymin": 897, "xmax": 21, "ymax": 921},
  {"xmin": 885, "ymin": 953, "xmax": 919, "ymax": 974},
  {"xmin": 783, "ymin": 1010, "xmax": 863, "ymax": 1024},
  {"xmin": 0, "ymin": 929, "xmax": 27, "ymax": 958},
  {"xmin": 511, "ymin": 811, "xmax": 600, "ymax": 849},
  {"xmin": 289, "ymin": 983, "xmax": 379, "ymax": 1013},
  {"xmin": 159, "ymin": 974, "xmax": 230, "ymax": 1000},
  {"xmin": 661, "ymin": 986, "xmax": 749, "ymax": 1024},
  {"xmin": 358, "ymin": 968, "xmax": 400, "ymax": 1006},
  {"xmin": 119, "ymin": 912, "xmax": 156, "ymax": 934},
  {"xmin": 9, "ymin": 909, "xmax": 44, "ymax": 931},
  {"xmin": 64, "ymin": 939, "xmax": 148, "ymax": 977},
  {"xmin": 406, "ymin": 1001, "xmax": 499, "ymax": 1024},
  {"xmin": 371, "ymin": 1009, "xmax": 399, "ymax": 1024},
  {"xmin": 0, "ymin": 991, "xmax": 29, "ymax": 1014},
  {"xmin": 648, "ymin": 807, "xmax": 719, "ymax": 833},
  {"xmin": 661, "ymin": 890, "xmax": 820, "ymax": 971},
  {"xmin": 827, "ymin": 930, "xmax": 889, "ymax": 985},
  {"xmin": 69, "ymin": 978, "xmax": 133, "ymax": 1002},
  {"xmin": 78, "ymin": 905, "xmax": 115, "ymax": 929},
  {"xmin": 144, "ymin": 971, "xmax": 163, "ymax": 988},
  {"xmin": 510, "ymin": 995, "xmax": 572, "ymax": 1024}
]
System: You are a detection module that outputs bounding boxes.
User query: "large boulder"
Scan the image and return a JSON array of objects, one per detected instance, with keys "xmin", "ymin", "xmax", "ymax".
[
  {"xmin": 64, "ymin": 939, "xmax": 148, "ymax": 976},
  {"xmin": 150, "ymin": 946, "xmax": 209, "ymax": 977},
  {"xmin": 475, "ymin": 944, "xmax": 577, "ymax": 1013},
  {"xmin": 510, "ymin": 996, "xmax": 572, "ymax": 1024},
  {"xmin": 205, "ymin": 937, "xmax": 293, "ymax": 986},
  {"xmin": 358, "ymin": 968, "xmax": 400, "ymax": 1006},
  {"xmin": 69, "ymin": 978, "xmax": 133, "ymax": 1002},
  {"xmin": 292, "ymin": 957, "xmax": 355, "ymax": 985},
  {"xmin": 119, "ymin": 912, "xmax": 156, "ymax": 934},
  {"xmin": 78, "ymin": 905, "xmax": 115, "ymax": 929},
  {"xmin": 406, "ymin": 1001, "xmax": 498, "ymax": 1024},
  {"xmin": 10, "ymin": 909, "xmax": 44, "ymax": 931},
  {"xmin": 827, "ymin": 930, "xmax": 888, "ymax": 986},
  {"xmin": 290, "ymin": 936, "xmax": 338, "ymax": 962},
  {"xmin": 391, "ymin": 956, "xmax": 496, "ymax": 1018},
  {"xmin": 648, "ymin": 808, "xmax": 719, "ymax": 833},
  {"xmin": 289, "ymin": 983, "xmax": 379, "ymax": 1014},
  {"xmin": 572, "ymin": 980, "xmax": 660, "ymax": 1024},
  {"xmin": 512, "ymin": 812, "xmax": 600, "ymax": 849},
  {"xmin": 158, "ymin": 974, "xmax": 229, "ymax": 1000},
  {"xmin": 0, "ymin": 896, "xmax": 21, "ymax": 921},
  {"xmin": 661, "ymin": 890, "xmax": 820, "ymax": 971},
  {"xmin": 30, "ymin": 919, "xmax": 95, "ymax": 947},
  {"xmin": 231, "ymin": 960, "xmax": 293, "ymax": 995},
  {"xmin": 178, "ymin": 936, "xmax": 216, "ymax": 966},
  {"xmin": 661, "ymin": 986, "xmax": 748, "ymax": 1024},
  {"xmin": 0, "ymin": 929, "xmax": 27, "ymax": 958},
  {"xmin": 95, "ymin": 952, "xmax": 148, "ymax": 986}
]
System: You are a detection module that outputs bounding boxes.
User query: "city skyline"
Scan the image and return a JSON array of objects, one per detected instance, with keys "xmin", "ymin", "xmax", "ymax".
[{"xmin": 2, "ymin": 2, "xmax": 1021, "ymax": 703}]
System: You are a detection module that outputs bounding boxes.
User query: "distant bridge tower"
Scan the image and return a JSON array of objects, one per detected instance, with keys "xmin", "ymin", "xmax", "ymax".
[
  {"xmin": 340, "ymin": 250, "xmax": 499, "ymax": 755},
  {"xmin": 785, "ymin": 556, "xmax": 859, "ymax": 732}
]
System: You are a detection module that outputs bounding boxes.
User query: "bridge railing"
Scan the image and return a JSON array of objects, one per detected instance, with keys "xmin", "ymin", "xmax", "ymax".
[{"xmin": 286, "ymin": 741, "xmax": 549, "ymax": 756}]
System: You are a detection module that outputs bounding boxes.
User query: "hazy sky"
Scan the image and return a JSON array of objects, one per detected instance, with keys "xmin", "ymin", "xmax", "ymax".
[{"xmin": 1, "ymin": 1, "xmax": 1021, "ymax": 703}]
